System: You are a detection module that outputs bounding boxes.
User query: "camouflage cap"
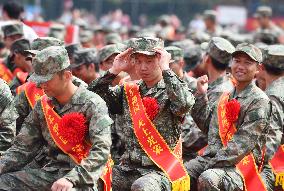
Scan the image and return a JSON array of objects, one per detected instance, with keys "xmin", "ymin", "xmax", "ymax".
[
  {"xmin": 165, "ymin": 46, "xmax": 183, "ymax": 63},
  {"xmin": 128, "ymin": 37, "xmax": 164, "ymax": 56},
  {"xmin": 2, "ymin": 23, "xmax": 23, "ymax": 38},
  {"xmin": 48, "ymin": 24, "xmax": 65, "ymax": 41},
  {"xmin": 79, "ymin": 30, "xmax": 93, "ymax": 43},
  {"xmin": 65, "ymin": 43, "xmax": 82, "ymax": 58},
  {"xmin": 28, "ymin": 46, "xmax": 70, "ymax": 84},
  {"xmin": 71, "ymin": 48, "xmax": 96, "ymax": 69},
  {"xmin": 202, "ymin": 37, "xmax": 235, "ymax": 64},
  {"xmin": 157, "ymin": 15, "xmax": 171, "ymax": 25},
  {"xmin": 105, "ymin": 33, "xmax": 122, "ymax": 45},
  {"xmin": 232, "ymin": 43, "xmax": 262, "ymax": 63},
  {"xmin": 98, "ymin": 43, "xmax": 126, "ymax": 63},
  {"xmin": 171, "ymin": 39, "xmax": 195, "ymax": 51},
  {"xmin": 262, "ymin": 45, "xmax": 284, "ymax": 70},
  {"xmin": 203, "ymin": 10, "xmax": 217, "ymax": 21},
  {"xmin": 254, "ymin": 6, "xmax": 272, "ymax": 18},
  {"xmin": 11, "ymin": 38, "xmax": 30, "ymax": 54},
  {"xmin": 26, "ymin": 37, "xmax": 64, "ymax": 55},
  {"xmin": 184, "ymin": 44, "xmax": 203, "ymax": 71}
]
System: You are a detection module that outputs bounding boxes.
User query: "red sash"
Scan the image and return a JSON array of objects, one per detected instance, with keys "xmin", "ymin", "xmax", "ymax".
[
  {"xmin": 218, "ymin": 92, "xmax": 267, "ymax": 191},
  {"xmin": 16, "ymin": 82, "xmax": 44, "ymax": 108},
  {"xmin": 16, "ymin": 71, "xmax": 29, "ymax": 84},
  {"xmin": 270, "ymin": 145, "xmax": 284, "ymax": 190},
  {"xmin": 124, "ymin": 83, "xmax": 190, "ymax": 191},
  {"xmin": 0, "ymin": 62, "xmax": 13, "ymax": 83},
  {"xmin": 41, "ymin": 95, "xmax": 112, "ymax": 191}
]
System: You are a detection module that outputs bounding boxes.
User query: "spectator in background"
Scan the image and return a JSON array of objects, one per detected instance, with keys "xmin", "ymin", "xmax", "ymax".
[{"xmin": 2, "ymin": 1, "xmax": 38, "ymax": 42}]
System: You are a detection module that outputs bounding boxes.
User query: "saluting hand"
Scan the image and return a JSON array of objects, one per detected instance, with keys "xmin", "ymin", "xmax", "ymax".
[
  {"xmin": 109, "ymin": 48, "xmax": 133, "ymax": 75},
  {"xmin": 51, "ymin": 178, "xmax": 73, "ymax": 191},
  {"xmin": 197, "ymin": 75, "xmax": 209, "ymax": 94},
  {"xmin": 154, "ymin": 48, "xmax": 171, "ymax": 71}
]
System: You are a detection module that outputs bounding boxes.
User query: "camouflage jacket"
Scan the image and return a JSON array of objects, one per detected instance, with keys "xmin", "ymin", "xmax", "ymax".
[
  {"xmin": 0, "ymin": 84, "xmax": 113, "ymax": 186},
  {"xmin": 264, "ymin": 76, "xmax": 284, "ymax": 162},
  {"xmin": 191, "ymin": 74, "xmax": 234, "ymax": 135},
  {"xmin": 181, "ymin": 73, "xmax": 207, "ymax": 157},
  {"xmin": 0, "ymin": 79, "xmax": 17, "ymax": 155},
  {"xmin": 15, "ymin": 76, "xmax": 87, "ymax": 134},
  {"xmin": 193, "ymin": 81, "xmax": 270, "ymax": 168},
  {"xmin": 88, "ymin": 69, "xmax": 195, "ymax": 167}
]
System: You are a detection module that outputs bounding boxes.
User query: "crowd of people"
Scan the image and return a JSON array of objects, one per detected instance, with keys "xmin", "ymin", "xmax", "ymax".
[{"xmin": 0, "ymin": 1, "xmax": 283, "ymax": 191}]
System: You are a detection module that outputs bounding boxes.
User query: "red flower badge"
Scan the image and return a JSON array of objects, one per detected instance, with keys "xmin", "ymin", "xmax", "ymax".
[
  {"xmin": 142, "ymin": 97, "xmax": 159, "ymax": 121},
  {"xmin": 59, "ymin": 113, "xmax": 88, "ymax": 144},
  {"xmin": 225, "ymin": 99, "xmax": 241, "ymax": 124}
]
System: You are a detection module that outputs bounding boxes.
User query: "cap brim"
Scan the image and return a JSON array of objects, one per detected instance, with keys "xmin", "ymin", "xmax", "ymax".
[
  {"xmin": 232, "ymin": 50, "xmax": 259, "ymax": 62},
  {"xmin": 132, "ymin": 50, "xmax": 157, "ymax": 56},
  {"xmin": 253, "ymin": 13, "xmax": 261, "ymax": 18},
  {"xmin": 28, "ymin": 73, "xmax": 54, "ymax": 85},
  {"xmin": 70, "ymin": 63, "xmax": 84, "ymax": 69},
  {"xmin": 200, "ymin": 42, "xmax": 209, "ymax": 51},
  {"xmin": 24, "ymin": 50, "xmax": 39, "ymax": 55}
]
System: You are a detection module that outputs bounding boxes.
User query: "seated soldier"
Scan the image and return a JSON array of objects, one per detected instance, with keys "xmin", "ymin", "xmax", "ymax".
[
  {"xmin": 0, "ymin": 46, "xmax": 112, "ymax": 191},
  {"xmin": 0, "ymin": 78, "xmax": 17, "ymax": 156},
  {"xmin": 88, "ymin": 37, "xmax": 195, "ymax": 191},
  {"xmin": 186, "ymin": 43, "xmax": 272, "ymax": 191},
  {"xmin": 8, "ymin": 38, "xmax": 32, "ymax": 95}
]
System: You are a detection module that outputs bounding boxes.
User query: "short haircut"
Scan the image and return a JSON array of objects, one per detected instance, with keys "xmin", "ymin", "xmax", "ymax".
[
  {"xmin": 3, "ymin": 1, "xmax": 24, "ymax": 20},
  {"xmin": 209, "ymin": 55, "xmax": 228, "ymax": 71},
  {"xmin": 263, "ymin": 64, "xmax": 284, "ymax": 76}
]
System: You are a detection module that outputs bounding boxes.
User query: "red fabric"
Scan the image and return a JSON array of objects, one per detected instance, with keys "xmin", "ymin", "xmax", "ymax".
[
  {"xmin": 225, "ymin": 99, "xmax": 241, "ymax": 124},
  {"xmin": 142, "ymin": 97, "xmax": 159, "ymax": 121},
  {"xmin": 59, "ymin": 113, "xmax": 87, "ymax": 144}
]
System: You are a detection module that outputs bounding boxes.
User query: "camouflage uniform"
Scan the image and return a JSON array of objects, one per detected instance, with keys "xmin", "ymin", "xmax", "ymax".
[
  {"xmin": 253, "ymin": 6, "xmax": 284, "ymax": 43},
  {"xmin": 48, "ymin": 24, "xmax": 66, "ymax": 41},
  {"xmin": 13, "ymin": 37, "xmax": 65, "ymax": 133},
  {"xmin": 105, "ymin": 33, "xmax": 122, "ymax": 45},
  {"xmin": 0, "ymin": 46, "xmax": 112, "ymax": 191},
  {"xmin": 0, "ymin": 78, "xmax": 17, "ymax": 155},
  {"xmin": 88, "ymin": 37, "xmax": 195, "ymax": 191},
  {"xmin": 165, "ymin": 46, "xmax": 204, "ymax": 161},
  {"xmin": 8, "ymin": 38, "xmax": 31, "ymax": 95},
  {"xmin": 203, "ymin": 10, "xmax": 223, "ymax": 37},
  {"xmin": 186, "ymin": 43, "xmax": 271, "ymax": 191},
  {"xmin": 260, "ymin": 45, "xmax": 284, "ymax": 191}
]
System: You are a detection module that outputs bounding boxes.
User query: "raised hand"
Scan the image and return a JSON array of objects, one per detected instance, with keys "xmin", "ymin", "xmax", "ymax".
[
  {"xmin": 109, "ymin": 48, "xmax": 133, "ymax": 75},
  {"xmin": 197, "ymin": 75, "xmax": 209, "ymax": 94},
  {"xmin": 154, "ymin": 48, "xmax": 171, "ymax": 71}
]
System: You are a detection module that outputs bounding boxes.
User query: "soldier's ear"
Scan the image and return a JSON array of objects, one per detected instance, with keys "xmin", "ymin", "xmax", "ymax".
[{"xmin": 64, "ymin": 70, "xmax": 73, "ymax": 81}]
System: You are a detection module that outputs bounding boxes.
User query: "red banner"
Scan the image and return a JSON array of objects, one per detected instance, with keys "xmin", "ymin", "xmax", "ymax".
[{"xmin": 24, "ymin": 21, "xmax": 79, "ymax": 44}]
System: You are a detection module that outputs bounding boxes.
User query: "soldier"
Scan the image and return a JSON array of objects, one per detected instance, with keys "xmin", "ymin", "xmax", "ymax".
[
  {"xmin": 98, "ymin": 44, "xmax": 122, "ymax": 72},
  {"xmin": 0, "ymin": 46, "xmax": 112, "ymax": 190},
  {"xmin": 2, "ymin": 1, "xmax": 38, "ymax": 42},
  {"xmin": 253, "ymin": 6, "xmax": 284, "ymax": 44},
  {"xmin": 88, "ymin": 37, "xmax": 195, "ymax": 191},
  {"xmin": 1, "ymin": 22, "xmax": 24, "ymax": 49},
  {"xmin": 165, "ymin": 46, "xmax": 207, "ymax": 162},
  {"xmin": 79, "ymin": 30, "xmax": 95, "ymax": 48},
  {"xmin": 105, "ymin": 33, "xmax": 122, "ymax": 45},
  {"xmin": 71, "ymin": 48, "xmax": 99, "ymax": 84},
  {"xmin": 0, "ymin": 78, "xmax": 17, "ymax": 156},
  {"xmin": 0, "ymin": 24, "xmax": 26, "ymax": 84},
  {"xmin": 48, "ymin": 23, "xmax": 66, "ymax": 41},
  {"xmin": 15, "ymin": 37, "xmax": 84, "ymax": 133},
  {"xmin": 202, "ymin": 10, "xmax": 223, "ymax": 37},
  {"xmin": 65, "ymin": 43, "xmax": 82, "ymax": 65},
  {"xmin": 9, "ymin": 38, "xmax": 32, "ymax": 95},
  {"xmin": 259, "ymin": 45, "xmax": 284, "ymax": 191},
  {"xmin": 189, "ymin": 37, "xmax": 235, "ymax": 151},
  {"xmin": 186, "ymin": 43, "xmax": 271, "ymax": 190}
]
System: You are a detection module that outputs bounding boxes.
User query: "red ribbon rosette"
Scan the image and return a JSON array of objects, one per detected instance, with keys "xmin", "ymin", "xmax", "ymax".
[
  {"xmin": 58, "ymin": 112, "xmax": 88, "ymax": 144},
  {"xmin": 142, "ymin": 97, "xmax": 159, "ymax": 121},
  {"xmin": 225, "ymin": 98, "xmax": 241, "ymax": 124}
]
